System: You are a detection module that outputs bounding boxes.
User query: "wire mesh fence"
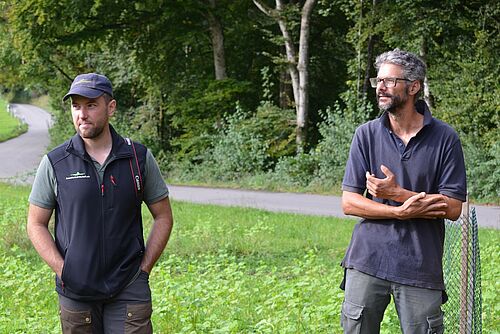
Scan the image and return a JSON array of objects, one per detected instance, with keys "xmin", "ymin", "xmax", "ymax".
[{"xmin": 443, "ymin": 206, "xmax": 482, "ymax": 333}]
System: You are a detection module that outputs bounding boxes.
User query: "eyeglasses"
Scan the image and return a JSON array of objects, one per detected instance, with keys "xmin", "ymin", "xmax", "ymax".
[{"xmin": 369, "ymin": 77, "xmax": 412, "ymax": 88}]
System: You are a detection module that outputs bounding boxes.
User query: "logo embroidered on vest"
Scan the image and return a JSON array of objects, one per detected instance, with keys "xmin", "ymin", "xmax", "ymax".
[{"xmin": 65, "ymin": 171, "xmax": 91, "ymax": 180}]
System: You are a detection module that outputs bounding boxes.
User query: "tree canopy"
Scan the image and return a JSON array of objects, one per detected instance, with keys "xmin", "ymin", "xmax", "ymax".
[{"xmin": 0, "ymin": 0, "xmax": 498, "ymax": 201}]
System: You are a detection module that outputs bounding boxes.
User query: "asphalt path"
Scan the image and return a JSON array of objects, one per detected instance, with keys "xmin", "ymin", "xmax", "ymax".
[
  {"xmin": 0, "ymin": 104, "xmax": 52, "ymax": 184},
  {"xmin": 168, "ymin": 185, "xmax": 499, "ymax": 229},
  {"xmin": 1, "ymin": 104, "xmax": 498, "ymax": 229}
]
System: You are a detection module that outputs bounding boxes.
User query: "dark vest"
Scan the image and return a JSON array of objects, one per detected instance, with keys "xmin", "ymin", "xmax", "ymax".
[{"xmin": 47, "ymin": 126, "xmax": 147, "ymax": 301}]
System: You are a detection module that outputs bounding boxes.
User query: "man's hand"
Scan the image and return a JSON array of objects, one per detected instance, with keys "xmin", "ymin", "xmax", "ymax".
[
  {"xmin": 366, "ymin": 165, "xmax": 415, "ymax": 202},
  {"xmin": 396, "ymin": 192, "xmax": 448, "ymax": 220}
]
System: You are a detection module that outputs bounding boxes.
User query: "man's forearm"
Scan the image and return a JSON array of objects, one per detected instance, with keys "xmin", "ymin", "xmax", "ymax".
[
  {"xmin": 342, "ymin": 191, "xmax": 400, "ymax": 219},
  {"xmin": 141, "ymin": 218, "xmax": 173, "ymax": 273},
  {"xmin": 342, "ymin": 191, "xmax": 449, "ymax": 220},
  {"xmin": 27, "ymin": 224, "xmax": 64, "ymax": 277},
  {"xmin": 27, "ymin": 205, "xmax": 63, "ymax": 277},
  {"xmin": 141, "ymin": 197, "xmax": 174, "ymax": 273}
]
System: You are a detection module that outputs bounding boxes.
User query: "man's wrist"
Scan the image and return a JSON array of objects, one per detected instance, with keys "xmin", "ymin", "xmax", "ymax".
[
  {"xmin": 391, "ymin": 205, "xmax": 404, "ymax": 220},
  {"xmin": 394, "ymin": 188, "xmax": 416, "ymax": 203}
]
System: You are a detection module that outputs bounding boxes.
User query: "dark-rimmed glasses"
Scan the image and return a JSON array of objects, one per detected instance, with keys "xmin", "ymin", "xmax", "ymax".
[{"xmin": 369, "ymin": 77, "xmax": 412, "ymax": 88}]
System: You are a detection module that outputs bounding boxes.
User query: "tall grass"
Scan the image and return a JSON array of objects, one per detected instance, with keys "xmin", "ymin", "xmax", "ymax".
[{"xmin": 1, "ymin": 183, "xmax": 498, "ymax": 333}]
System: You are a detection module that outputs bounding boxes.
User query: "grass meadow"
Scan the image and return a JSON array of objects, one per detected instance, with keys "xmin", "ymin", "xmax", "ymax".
[
  {"xmin": 0, "ymin": 98, "xmax": 28, "ymax": 142},
  {"xmin": 0, "ymin": 183, "xmax": 498, "ymax": 333}
]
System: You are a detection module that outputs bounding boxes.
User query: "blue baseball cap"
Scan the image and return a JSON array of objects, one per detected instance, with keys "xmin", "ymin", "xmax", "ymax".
[{"xmin": 63, "ymin": 73, "xmax": 113, "ymax": 101}]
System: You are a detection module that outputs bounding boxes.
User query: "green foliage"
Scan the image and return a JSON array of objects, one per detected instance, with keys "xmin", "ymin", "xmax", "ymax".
[
  {"xmin": 167, "ymin": 79, "xmax": 256, "ymax": 163},
  {"xmin": 170, "ymin": 102, "xmax": 295, "ymax": 182},
  {"xmin": 266, "ymin": 90, "xmax": 372, "ymax": 191},
  {"xmin": 0, "ymin": 0, "xmax": 498, "ymax": 200},
  {"xmin": 0, "ymin": 96, "xmax": 28, "ymax": 142},
  {"xmin": 1, "ymin": 183, "xmax": 499, "ymax": 332},
  {"xmin": 463, "ymin": 137, "xmax": 500, "ymax": 204},
  {"xmin": 270, "ymin": 152, "xmax": 319, "ymax": 188},
  {"xmin": 312, "ymin": 90, "xmax": 372, "ymax": 184},
  {"xmin": 203, "ymin": 109, "xmax": 270, "ymax": 181}
]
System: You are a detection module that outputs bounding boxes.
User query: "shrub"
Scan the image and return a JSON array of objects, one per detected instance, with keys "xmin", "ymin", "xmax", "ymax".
[
  {"xmin": 269, "ymin": 153, "xmax": 319, "ymax": 188},
  {"xmin": 463, "ymin": 135, "xmax": 500, "ymax": 204},
  {"xmin": 166, "ymin": 79, "xmax": 256, "ymax": 163},
  {"xmin": 204, "ymin": 110, "xmax": 270, "ymax": 181},
  {"xmin": 312, "ymin": 91, "xmax": 372, "ymax": 185}
]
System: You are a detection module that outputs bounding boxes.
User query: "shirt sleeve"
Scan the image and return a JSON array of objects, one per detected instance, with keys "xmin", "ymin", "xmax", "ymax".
[
  {"xmin": 29, "ymin": 155, "xmax": 57, "ymax": 209},
  {"xmin": 342, "ymin": 126, "xmax": 369, "ymax": 194},
  {"xmin": 438, "ymin": 136, "xmax": 467, "ymax": 202},
  {"xmin": 143, "ymin": 149, "xmax": 169, "ymax": 205}
]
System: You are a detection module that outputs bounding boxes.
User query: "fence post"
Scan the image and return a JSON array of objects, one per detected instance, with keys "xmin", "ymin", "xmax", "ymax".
[{"xmin": 459, "ymin": 197, "xmax": 470, "ymax": 333}]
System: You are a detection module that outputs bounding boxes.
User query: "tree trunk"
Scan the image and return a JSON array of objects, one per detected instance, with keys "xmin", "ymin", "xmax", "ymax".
[
  {"xmin": 356, "ymin": 0, "xmax": 364, "ymax": 95},
  {"xmin": 362, "ymin": 35, "xmax": 375, "ymax": 96},
  {"xmin": 296, "ymin": 0, "xmax": 316, "ymax": 152},
  {"xmin": 206, "ymin": 0, "xmax": 227, "ymax": 80},
  {"xmin": 279, "ymin": 69, "xmax": 293, "ymax": 108},
  {"xmin": 253, "ymin": 0, "xmax": 316, "ymax": 153},
  {"xmin": 275, "ymin": 0, "xmax": 300, "ymax": 108},
  {"xmin": 419, "ymin": 37, "xmax": 434, "ymax": 110},
  {"xmin": 361, "ymin": 0, "xmax": 378, "ymax": 96}
]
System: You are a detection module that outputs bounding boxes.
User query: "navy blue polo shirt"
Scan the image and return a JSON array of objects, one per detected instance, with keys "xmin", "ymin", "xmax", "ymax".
[{"xmin": 341, "ymin": 100, "xmax": 466, "ymax": 290}]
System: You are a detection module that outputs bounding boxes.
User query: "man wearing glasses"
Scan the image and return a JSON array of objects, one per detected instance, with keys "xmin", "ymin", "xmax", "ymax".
[{"xmin": 340, "ymin": 49, "xmax": 466, "ymax": 334}]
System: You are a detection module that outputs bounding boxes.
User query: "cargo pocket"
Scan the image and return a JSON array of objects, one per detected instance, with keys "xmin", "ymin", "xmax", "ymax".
[
  {"xmin": 124, "ymin": 302, "xmax": 153, "ymax": 334},
  {"xmin": 59, "ymin": 305, "xmax": 92, "ymax": 334},
  {"xmin": 340, "ymin": 300, "xmax": 364, "ymax": 334},
  {"xmin": 427, "ymin": 310, "xmax": 444, "ymax": 334}
]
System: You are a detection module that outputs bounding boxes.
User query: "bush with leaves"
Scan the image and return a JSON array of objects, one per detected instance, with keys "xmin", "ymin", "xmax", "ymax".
[
  {"xmin": 166, "ymin": 79, "xmax": 256, "ymax": 163},
  {"xmin": 463, "ymin": 135, "xmax": 500, "ymax": 204},
  {"xmin": 313, "ymin": 91, "xmax": 372, "ymax": 185},
  {"xmin": 203, "ymin": 109, "xmax": 270, "ymax": 181}
]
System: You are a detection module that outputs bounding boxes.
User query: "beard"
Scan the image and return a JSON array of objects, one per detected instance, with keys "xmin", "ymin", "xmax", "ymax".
[
  {"xmin": 78, "ymin": 124, "xmax": 105, "ymax": 139},
  {"xmin": 377, "ymin": 89, "xmax": 409, "ymax": 114}
]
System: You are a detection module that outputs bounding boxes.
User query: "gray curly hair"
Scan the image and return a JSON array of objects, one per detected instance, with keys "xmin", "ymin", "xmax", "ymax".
[{"xmin": 375, "ymin": 49, "xmax": 426, "ymax": 96}]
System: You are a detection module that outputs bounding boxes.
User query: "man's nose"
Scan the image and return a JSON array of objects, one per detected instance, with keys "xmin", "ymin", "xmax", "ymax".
[{"xmin": 78, "ymin": 107, "xmax": 88, "ymax": 118}]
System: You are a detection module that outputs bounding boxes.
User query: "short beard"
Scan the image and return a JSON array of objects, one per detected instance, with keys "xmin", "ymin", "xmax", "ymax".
[
  {"xmin": 78, "ymin": 124, "xmax": 104, "ymax": 139},
  {"xmin": 377, "ymin": 89, "xmax": 409, "ymax": 115}
]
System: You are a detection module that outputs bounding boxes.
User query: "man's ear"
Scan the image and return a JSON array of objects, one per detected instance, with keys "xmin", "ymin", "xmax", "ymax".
[
  {"xmin": 409, "ymin": 80, "xmax": 421, "ymax": 96},
  {"xmin": 107, "ymin": 99, "xmax": 117, "ymax": 116}
]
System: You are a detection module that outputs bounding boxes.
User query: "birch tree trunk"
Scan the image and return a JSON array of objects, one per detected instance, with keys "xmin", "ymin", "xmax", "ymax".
[
  {"xmin": 296, "ymin": 0, "xmax": 316, "ymax": 151},
  {"xmin": 253, "ymin": 0, "xmax": 317, "ymax": 153},
  {"xmin": 420, "ymin": 37, "xmax": 434, "ymax": 110}
]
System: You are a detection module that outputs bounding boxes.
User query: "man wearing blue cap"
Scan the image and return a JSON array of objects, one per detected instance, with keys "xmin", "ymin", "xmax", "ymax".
[{"xmin": 27, "ymin": 73, "xmax": 173, "ymax": 333}]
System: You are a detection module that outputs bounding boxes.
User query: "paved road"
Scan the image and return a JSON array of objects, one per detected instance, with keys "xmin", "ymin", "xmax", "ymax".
[
  {"xmin": 1, "ymin": 104, "xmax": 498, "ymax": 229},
  {"xmin": 168, "ymin": 185, "xmax": 499, "ymax": 229},
  {"xmin": 0, "ymin": 104, "xmax": 52, "ymax": 184}
]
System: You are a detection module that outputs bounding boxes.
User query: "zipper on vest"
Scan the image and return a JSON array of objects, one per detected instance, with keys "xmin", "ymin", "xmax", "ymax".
[{"xmin": 87, "ymin": 159, "xmax": 108, "ymax": 293}]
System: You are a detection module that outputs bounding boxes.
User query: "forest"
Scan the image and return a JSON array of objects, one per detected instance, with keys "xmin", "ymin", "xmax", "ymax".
[{"xmin": 0, "ymin": 0, "xmax": 498, "ymax": 202}]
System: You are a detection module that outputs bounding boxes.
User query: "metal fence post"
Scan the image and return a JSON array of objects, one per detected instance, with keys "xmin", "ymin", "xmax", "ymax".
[{"xmin": 459, "ymin": 198, "xmax": 470, "ymax": 334}]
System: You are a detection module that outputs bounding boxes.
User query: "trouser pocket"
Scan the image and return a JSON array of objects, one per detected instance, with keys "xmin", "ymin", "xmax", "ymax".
[
  {"xmin": 340, "ymin": 300, "xmax": 364, "ymax": 334},
  {"xmin": 60, "ymin": 305, "xmax": 92, "ymax": 334},
  {"xmin": 427, "ymin": 310, "xmax": 444, "ymax": 334},
  {"xmin": 124, "ymin": 302, "xmax": 153, "ymax": 334}
]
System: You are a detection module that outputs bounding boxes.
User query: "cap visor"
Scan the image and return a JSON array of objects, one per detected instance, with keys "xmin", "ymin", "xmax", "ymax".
[{"xmin": 63, "ymin": 87, "xmax": 105, "ymax": 101}]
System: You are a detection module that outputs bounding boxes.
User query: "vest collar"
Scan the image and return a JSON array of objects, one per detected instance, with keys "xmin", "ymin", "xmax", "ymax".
[{"xmin": 66, "ymin": 125, "xmax": 134, "ymax": 160}]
